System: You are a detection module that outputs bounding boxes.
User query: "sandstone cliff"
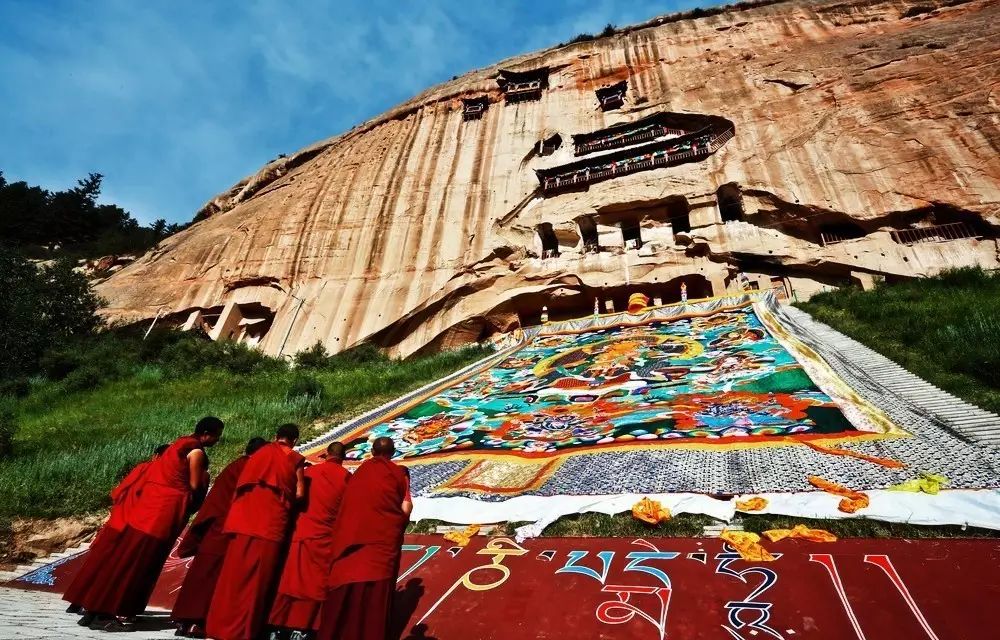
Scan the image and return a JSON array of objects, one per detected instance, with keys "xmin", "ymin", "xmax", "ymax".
[{"xmin": 98, "ymin": 0, "xmax": 1000, "ymax": 357}]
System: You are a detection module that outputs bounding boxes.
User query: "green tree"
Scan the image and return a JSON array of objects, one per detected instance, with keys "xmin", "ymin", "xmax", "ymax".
[{"xmin": 0, "ymin": 248, "xmax": 103, "ymax": 380}]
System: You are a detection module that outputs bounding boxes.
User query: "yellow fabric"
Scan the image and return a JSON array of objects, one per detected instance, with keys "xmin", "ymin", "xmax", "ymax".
[
  {"xmin": 631, "ymin": 497, "xmax": 672, "ymax": 524},
  {"xmin": 719, "ymin": 530, "xmax": 776, "ymax": 562},
  {"xmin": 443, "ymin": 524, "xmax": 481, "ymax": 547},
  {"xmin": 808, "ymin": 475, "xmax": 870, "ymax": 513},
  {"xmin": 763, "ymin": 523, "xmax": 837, "ymax": 543},
  {"xmin": 735, "ymin": 497, "xmax": 768, "ymax": 512},
  {"xmin": 890, "ymin": 472, "xmax": 949, "ymax": 495},
  {"xmin": 627, "ymin": 293, "xmax": 651, "ymax": 314}
]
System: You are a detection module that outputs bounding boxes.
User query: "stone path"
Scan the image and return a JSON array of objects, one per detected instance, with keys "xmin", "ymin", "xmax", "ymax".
[{"xmin": 0, "ymin": 588, "xmax": 175, "ymax": 640}]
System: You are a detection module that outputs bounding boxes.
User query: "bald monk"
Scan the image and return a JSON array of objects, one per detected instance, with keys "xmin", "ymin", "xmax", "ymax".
[
  {"xmin": 317, "ymin": 437, "xmax": 412, "ymax": 640},
  {"xmin": 77, "ymin": 417, "xmax": 224, "ymax": 631},
  {"xmin": 172, "ymin": 437, "xmax": 268, "ymax": 637},
  {"xmin": 206, "ymin": 424, "xmax": 306, "ymax": 640},
  {"xmin": 268, "ymin": 442, "xmax": 351, "ymax": 637},
  {"xmin": 63, "ymin": 443, "xmax": 169, "ymax": 615}
]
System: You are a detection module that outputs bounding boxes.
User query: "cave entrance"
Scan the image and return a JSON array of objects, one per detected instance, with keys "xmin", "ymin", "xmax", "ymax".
[
  {"xmin": 578, "ymin": 215, "xmax": 601, "ymax": 253},
  {"xmin": 621, "ymin": 219, "xmax": 643, "ymax": 250},
  {"xmin": 537, "ymin": 223, "xmax": 560, "ymax": 258},
  {"xmin": 666, "ymin": 196, "xmax": 691, "ymax": 234},
  {"xmin": 717, "ymin": 183, "xmax": 744, "ymax": 222}
]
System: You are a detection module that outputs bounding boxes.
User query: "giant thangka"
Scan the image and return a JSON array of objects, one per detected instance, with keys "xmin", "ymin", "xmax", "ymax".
[{"xmin": 301, "ymin": 293, "xmax": 1000, "ymax": 533}]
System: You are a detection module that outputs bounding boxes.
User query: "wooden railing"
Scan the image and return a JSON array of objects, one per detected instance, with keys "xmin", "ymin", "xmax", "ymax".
[
  {"xmin": 891, "ymin": 222, "xmax": 978, "ymax": 246},
  {"xmin": 576, "ymin": 124, "xmax": 687, "ymax": 155},
  {"xmin": 543, "ymin": 126, "xmax": 734, "ymax": 192}
]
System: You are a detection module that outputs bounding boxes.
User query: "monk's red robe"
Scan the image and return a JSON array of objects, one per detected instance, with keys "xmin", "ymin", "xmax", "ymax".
[
  {"xmin": 317, "ymin": 457, "xmax": 410, "ymax": 640},
  {"xmin": 62, "ymin": 457, "xmax": 153, "ymax": 608},
  {"xmin": 171, "ymin": 454, "xmax": 249, "ymax": 626},
  {"xmin": 77, "ymin": 435, "xmax": 205, "ymax": 617},
  {"xmin": 269, "ymin": 461, "xmax": 350, "ymax": 632},
  {"xmin": 206, "ymin": 442, "xmax": 304, "ymax": 640}
]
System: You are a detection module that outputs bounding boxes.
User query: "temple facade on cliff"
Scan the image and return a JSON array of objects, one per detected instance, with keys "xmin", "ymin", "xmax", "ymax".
[{"xmin": 97, "ymin": 0, "xmax": 1000, "ymax": 358}]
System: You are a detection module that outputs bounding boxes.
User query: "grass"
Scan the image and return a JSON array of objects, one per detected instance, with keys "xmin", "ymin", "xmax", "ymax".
[
  {"xmin": 0, "ymin": 341, "xmax": 492, "ymax": 519},
  {"xmin": 796, "ymin": 267, "xmax": 1000, "ymax": 413}
]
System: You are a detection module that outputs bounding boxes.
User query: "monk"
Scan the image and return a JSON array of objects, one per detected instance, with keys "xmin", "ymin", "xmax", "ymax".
[
  {"xmin": 77, "ymin": 417, "xmax": 224, "ymax": 631},
  {"xmin": 317, "ymin": 437, "xmax": 412, "ymax": 640},
  {"xmin": 63, "ymin": 443, "xmax": 169, "ymax": 615},
  {"xmin": 172, "ymin": 437, "xmax": 268, "ymax": 637},
  {"xmin": 268, "ymin": 442, "xmax": 351, "ymax": 637},
  {"xmin": 206, "ymin": 424, "xmax": 306, "ymax": 640}
]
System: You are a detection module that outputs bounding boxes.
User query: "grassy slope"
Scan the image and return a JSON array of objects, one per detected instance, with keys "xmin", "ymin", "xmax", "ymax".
[
  {"xmin": 796, "ymin": 268, "xmax": 1000, "ymax": 414},
  {"xmin": 0, "ymin": 346, "xmax": 490, "ymax": 519}
]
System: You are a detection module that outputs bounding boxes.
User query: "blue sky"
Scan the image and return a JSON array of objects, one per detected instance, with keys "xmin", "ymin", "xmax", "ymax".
[{"xmin": 0, "ymin": 0, "xmax": 712, "ymax": 224}]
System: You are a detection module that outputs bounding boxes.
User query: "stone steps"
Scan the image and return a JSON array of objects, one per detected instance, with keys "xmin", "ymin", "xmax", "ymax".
[{"xmin": 784, "ymin": 306, "xmax": 1000, "ymax": 446}]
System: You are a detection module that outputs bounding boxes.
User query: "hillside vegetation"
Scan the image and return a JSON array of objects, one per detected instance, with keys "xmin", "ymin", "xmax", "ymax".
[
  {"xmin": 797, "ymin": 267, "xmax": 1000, "ymax": 413},
  {"xmin": 0, "ymin": 329, "xmax": 491, "ymax": 519}
]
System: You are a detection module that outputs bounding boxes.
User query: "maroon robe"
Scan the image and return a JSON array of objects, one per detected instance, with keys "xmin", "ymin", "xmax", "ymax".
[
  {"xmin": 317, "ymin": 457, "xmax": 410, "ymax": 640},
  {"xmin": 62, "ymin": 457, "xmax": 153, "ymax": 608},
  {"xmin": 205, "ymin": 442, "xmax": 304, "ymax": 640},
  {"xmin": 77, "ymin": 435, "xmax": 205, "ymax": 617},
  {"xmin": 170, "ymin": 454, "xmax": 249, "ymax": 626},
  {"xmin": 269, "ymin": 461, "xmax": 350, "ymax": 631}
]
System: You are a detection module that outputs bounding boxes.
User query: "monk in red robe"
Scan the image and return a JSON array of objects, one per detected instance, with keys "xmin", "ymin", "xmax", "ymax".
[
  {"xmin": 268, "ymin": 442, "xmax": 350, "ymax": 637},
  {"xmin": 317, "ymin": 437, "xmax": 412, "ymax": 640},
  {"xmin": 63, "ymin": 443, "xmax": 169, "ymax": 614},
  {"xmin": 172, "ymin": 437, "xmax": 267, "ymax": 637},
  {"xmin": 206, "ymin": 424, "xmax": 305, "ymax": 640},
  {"xmin": 76, "ymin": 417, "xmax": 223, "ymax": 631}
]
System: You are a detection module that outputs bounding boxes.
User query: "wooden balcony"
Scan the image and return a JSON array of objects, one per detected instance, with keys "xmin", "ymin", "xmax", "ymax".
[{"xmin": 539, "ymin": 126, "xmax": 734, "ymax": 194}]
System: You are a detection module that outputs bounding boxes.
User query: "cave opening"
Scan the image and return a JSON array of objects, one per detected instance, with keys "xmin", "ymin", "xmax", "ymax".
[
  {"xmin": 621, "ymin": 218, "xmax": 643, "ymax": 250},
  {"xmin": 538, "ymin": 134, "xmax": 562, "ymax": 156},
  {"xmin": 666, "ymin": 196, "xmax": 692, "ymax": 234},
  {"xmin": 717, "ymin": 183, "xmax": 744, "ymax": 222},
  {"xmin": 578, "ymin": 215, "xmax": 601, "ymax": 253},
  {"xmin": 537, "ymin": 223, "xmax": 560, "ymax": 258}
]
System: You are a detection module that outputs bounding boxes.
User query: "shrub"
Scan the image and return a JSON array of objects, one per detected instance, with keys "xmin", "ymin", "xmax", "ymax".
[
  {"xmin": 0, "ymin": 396, "xmax": 17, "ymax": 458},
  {"xmin": 294, "ymin": 341, "xmax": 331, "ymax": 369},
  {"xmin": 287, "ymin": 374, "xmax": 324, "ymax": 402},
  {"xmin": 600, "ymin": 23, "xmax": 617, "ymax": 37},
  {"xmin": 325, "ymin": 343, "xmax": 388, "ymax": 369}
]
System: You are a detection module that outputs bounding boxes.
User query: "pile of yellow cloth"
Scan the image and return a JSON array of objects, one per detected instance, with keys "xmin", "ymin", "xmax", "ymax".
[
  {"xmin": 808, "ymin": 475, "xmax": 870, "ymax": 513},
  {"xmin": 763, "ymin": 523, "xmax": 837, "ymax": 543},
  {"xmin": 443, "ymin": 524, "xmax": 481, "ymax": 547},
  {"xmin": 735, "ymin": 497, "xmax": 768, "ymax": 512},
  {"xmin": 890, "ymin": 472, "xmax": 949, "ymax": 494},
  {"xmin": 719, "ymin": 530, "xmax": 776, "ymax": 562},
  {"xmin": 632, "ymin": 497, "xmax": 672, "ymax": 524}
]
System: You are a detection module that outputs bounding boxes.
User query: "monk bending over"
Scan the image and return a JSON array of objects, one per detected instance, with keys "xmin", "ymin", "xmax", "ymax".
[
  {"xmin": 268, "ymin": 441, "xmax": 351, "ymax": 639},
  {"xmin": 317, "ymin": 437, "xmax": 412, "ymax": 640},
  {"xmin": 76, "ymin": 417, "xmax": 224, "ymax": 631},
  {"xmin": 63, "ymin": 443, "xmax": 168, "ymax": 615},
  {"xmin": 172, "ymin": 436, "xmax": 267, "ymax": 637},
  {"xmin": 206, "ymin": 423, "xmax": 305, "ymax": 640}
]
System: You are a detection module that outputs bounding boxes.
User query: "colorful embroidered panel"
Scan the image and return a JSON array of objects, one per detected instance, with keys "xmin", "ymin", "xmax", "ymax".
[{"xmin": 339, "ymin": 303, "xmax": 884, "ymax": 462}]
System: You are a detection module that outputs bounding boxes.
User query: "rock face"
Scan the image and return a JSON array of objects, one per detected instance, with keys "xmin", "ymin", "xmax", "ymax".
[{"xmin": 98, "ymin": 0, "xmax": 1000, "ymax": 358}]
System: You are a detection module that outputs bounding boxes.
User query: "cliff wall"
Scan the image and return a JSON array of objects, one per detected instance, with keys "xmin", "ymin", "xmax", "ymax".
[{"xmin": 98, "ymin": 0, "xmax": 1000, "ymax": 357}]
